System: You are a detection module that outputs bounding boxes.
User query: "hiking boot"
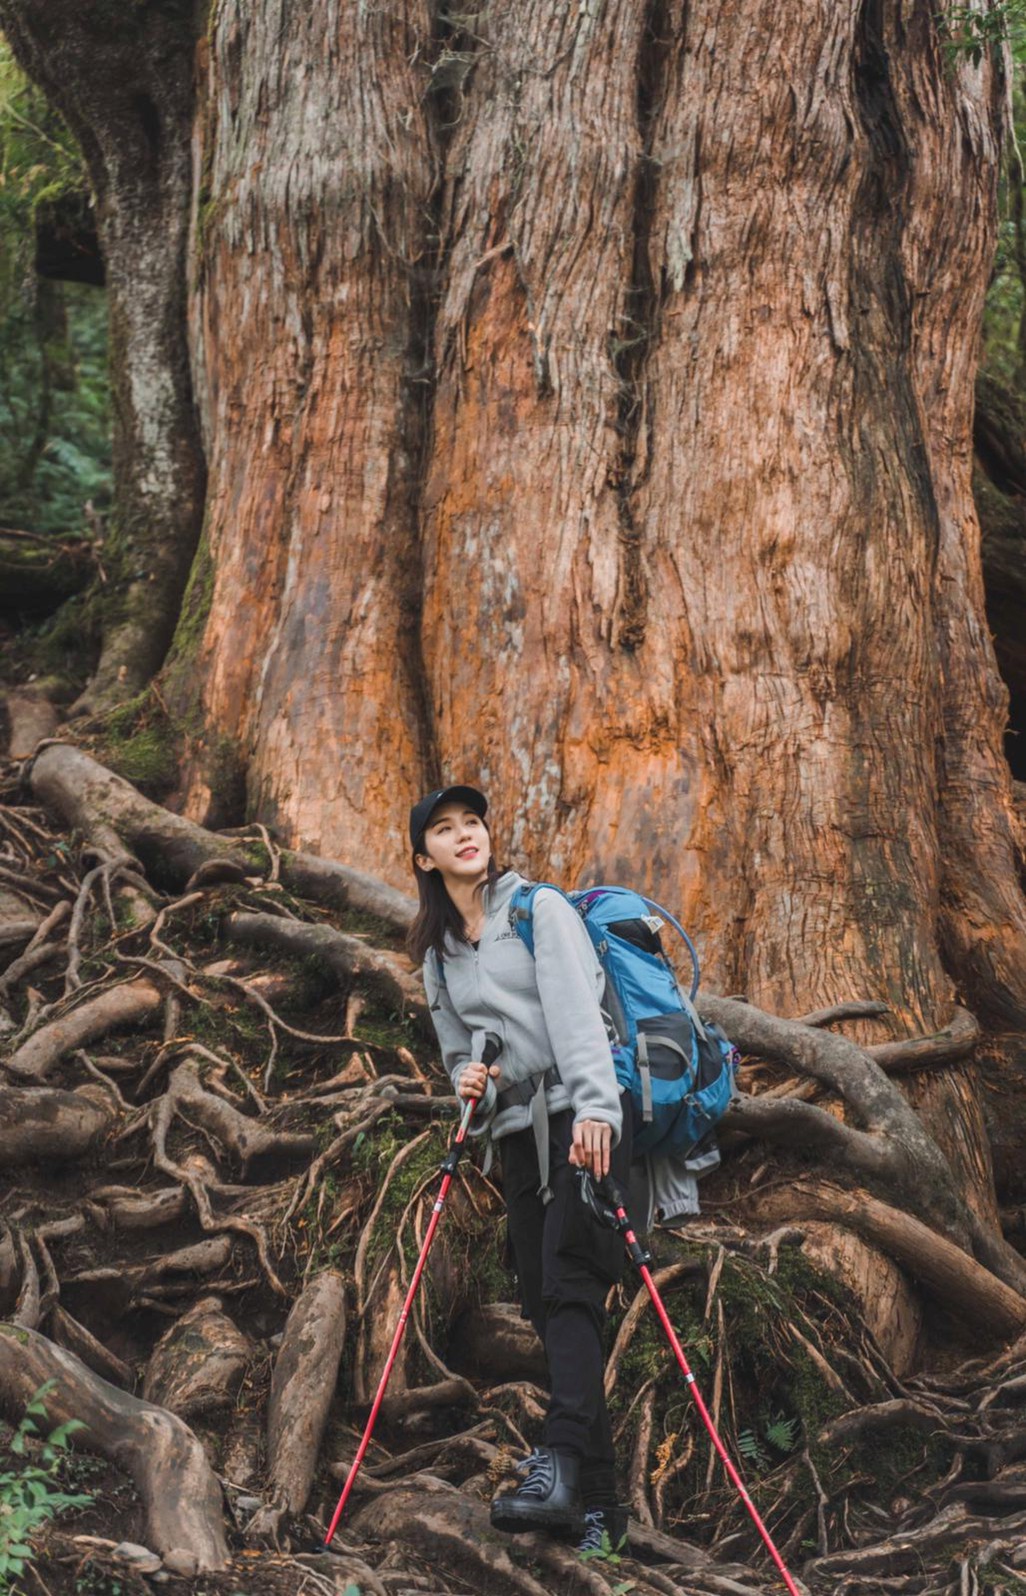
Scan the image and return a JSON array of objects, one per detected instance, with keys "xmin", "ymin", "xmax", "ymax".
[
  {"xmin": 490, "ymin": 1447, "xmax": 584, "ymax": 1537},
  {"xmin": 578, "ymin": 1504, "xmax": 630, "ymax": 1557}
]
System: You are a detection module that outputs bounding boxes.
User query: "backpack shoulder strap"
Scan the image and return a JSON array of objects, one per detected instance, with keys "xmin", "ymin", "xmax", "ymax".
[
  {"xmin": 429, "ymin": 945, "xmax": 447, "ymax": 990},
  {"xmin": 508, "ymin": 880, "xmax": 571, "ymax": 959}
]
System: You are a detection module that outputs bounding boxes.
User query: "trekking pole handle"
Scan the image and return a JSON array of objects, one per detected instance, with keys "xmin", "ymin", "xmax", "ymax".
[
  {"xmin": 460, "ymin": 1030, "xmax": 501, "ymax": 1106},
  {"xmin": 440, "ymin": 1032, "xmax": 502, "ymax": 1173},
  {"xmin": 578, "ymin": 1171, "xmax": 652, "ymax": 1264},
  {"xmin": 475, "ymin": 1030, "xmax": 502, "ymax": 1068},
  {"xmin": 590, "ymin": 1174, "xmax": 652, "ymax": 1266}
]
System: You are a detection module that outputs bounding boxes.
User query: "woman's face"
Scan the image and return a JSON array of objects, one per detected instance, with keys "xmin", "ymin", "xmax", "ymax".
[{"xmin": 416, "ymin": 802, "xmax": 492, "ymax": 885}]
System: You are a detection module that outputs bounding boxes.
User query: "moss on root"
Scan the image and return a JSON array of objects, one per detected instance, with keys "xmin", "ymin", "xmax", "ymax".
[
  {"xmin": 602, "ymin": 1239, "xmax": 863, "ymax": 1540},
  {"xmin": 87, "ymin": 687, "xmax": 180, "ymax": 797}
]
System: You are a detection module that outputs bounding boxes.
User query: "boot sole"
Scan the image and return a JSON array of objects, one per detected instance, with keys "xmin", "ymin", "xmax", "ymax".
[{"xmin": 490, "ymin": 1501, "xmax": 585, "ymax": 1538}]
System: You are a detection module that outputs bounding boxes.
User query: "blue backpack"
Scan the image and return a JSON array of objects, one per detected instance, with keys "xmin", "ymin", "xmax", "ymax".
[{"xmin": 509, "ymin": 883, "xmax": 737, "ymax": 1160}]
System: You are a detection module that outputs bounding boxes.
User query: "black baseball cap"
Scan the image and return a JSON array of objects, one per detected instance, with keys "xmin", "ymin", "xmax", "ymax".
[{"xmin": 409, "ymin": 785, "xmax": 488, "ymax": 847}]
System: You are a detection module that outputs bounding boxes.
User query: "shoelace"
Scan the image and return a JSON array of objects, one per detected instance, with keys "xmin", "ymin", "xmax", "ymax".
[
  {"xmin": 579, "ymin": 1508, "xmax": 606, "ymax": 1552},
  {"xmin": 513, "ymin": 1448, "xmax": 553, "ymax": 1498}
]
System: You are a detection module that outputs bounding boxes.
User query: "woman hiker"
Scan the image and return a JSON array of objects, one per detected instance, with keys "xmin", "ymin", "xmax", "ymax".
[{"xmin": 408, "ymin": 782, "xmax": 631, "ymax": 1552}]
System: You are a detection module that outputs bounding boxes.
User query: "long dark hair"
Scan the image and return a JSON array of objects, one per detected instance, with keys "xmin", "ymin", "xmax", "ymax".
[{"xmin": 407, "ymin": 821, "xmax": 503, "ymax": 968}]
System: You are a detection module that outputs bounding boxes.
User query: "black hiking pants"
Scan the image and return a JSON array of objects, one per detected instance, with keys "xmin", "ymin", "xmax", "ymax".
[{"xmin": 500, "ymin": 1094, "xmax": 633, "ymax": 1506}]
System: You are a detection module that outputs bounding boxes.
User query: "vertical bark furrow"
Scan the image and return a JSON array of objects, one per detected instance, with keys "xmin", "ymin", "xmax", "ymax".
[
  {"xmin": 608, "ymin": 0, "xmax": 674, "ymax": 655},
  {"xmin": 833, "ymin": 1, "xmax": 1007, "ymax": 1193},
  {"xmin": 839, "ymin": 0, "xmax": 947, "ymax": 1026},
  {"xmin": 422, "ymin": 0, "xmax": 669, "ymax": 878},
  {"xmin": 630, "ymin": 1, "xmax": 954, "ymax": 1027},
  {"xmin": 392, "ymin": 0, "xmax": 498, "ymax": 801}
]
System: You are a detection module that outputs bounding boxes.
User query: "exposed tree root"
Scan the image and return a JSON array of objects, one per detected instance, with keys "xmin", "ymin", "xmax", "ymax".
[
  {"xmin": 380, "ymin": 1376, "xmax": 478, "ymax": 1424},
  {"xmin": 449, "ymin": 1302, "xmax": 547, "ymax": 1383},
  {"xmin": 2, "ymin": 687, "xmax": 61, "ymax": 761},
  {"xmin": 348, "ymin": 1484, "xmax": 587, "ymax": 1596},
  {"xmin": 226, "ymin": 911, "xmax": 428, "ymax": 1035},
  {"xmin": 815, "ymin": 1397, "xmax": 946, "ymax": 1448},
  {"xmin": 866, "ymin": 1005, "xmax": 980, "ymax": 1072},
  {"xmin": 359, "ymin": 1420, "xmax": 498, "ymax": 1482},
  {"xmin": 158, "ymin": 1055, "xmax": 316, "ymax": 1171},
  {"xmin": 31, "ymin": 742, "xmax": 415, "ymax": 926},
  {"xmin": 84, "ymin": 1183, "xmax": 189, "ymax": 1230},
  {"xmin": 49, "ymin": 1302, "xmax": 134, "ymax": 1387},
  {"xmin": 152, "ymin": 1064, "xmax": 287, "ymax": 1295},
  {"xmin": 5, "ymin": 976, "xmax": 163, "ymax": 1080},
  {"xmin": 0, "ymin": 1324, "xmax": 229, "ymax": 1568},
  {"xmin": 808, "ymin": 1500, "xmax": 1026, "ymax": 1580},
  {"xmin": 0, "ymin": 880, "xmax": 42, "ymax": 954},
  {"xmin": 752, "ymin": 1180, "xmax": 1026, "ymax": 1339},
  {"xmin": 348, "ymin": 1482, "xmax": 745, "ymax": 1596},
  {"xmin": 0, "ymin": 1079, "xmax": 118, "ymax": 1165},
  {"xmin": 63, "ymin": 1235, "xmax": 235, "ymax": 1302},
  {"xmin": 30, "ymin": 742, "xmax": 248, "ymax": 879},
  {"xmin": 275, "ymin": 850, "xmax": 415, "ymax": 932},
  {"xmin": 0, "ymin": 750, "xmax": 1023, "ymax": 1594},
  {"xmin": 707, "ymin": 994, "xmax": 1026, "ymax": 1301},
  {"xmin": 142, "ymin": 1294, "xmax": 255, "ymax": 1417},
  {"xmin": 247, "ymin": 1270, "xmax": 347, "ymax": 1543}
]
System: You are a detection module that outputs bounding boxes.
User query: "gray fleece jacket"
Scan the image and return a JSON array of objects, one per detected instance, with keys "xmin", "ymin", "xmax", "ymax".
[{"xmin": 422, "ymin": 870, "xmax": 623, "ymax": 1144}]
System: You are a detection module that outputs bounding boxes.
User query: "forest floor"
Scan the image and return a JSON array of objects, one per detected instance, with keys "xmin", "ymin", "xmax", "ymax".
[{"xmin": 0, "ymin": 735, "xmax": 1025, "ymax": 1596}]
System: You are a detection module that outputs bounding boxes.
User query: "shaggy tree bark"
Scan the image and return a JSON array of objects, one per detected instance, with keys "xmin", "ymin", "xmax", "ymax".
[
  {"xmin": 6, "ymin": 5, "xmax": 1026, "ymax": 1577},
  {"xmin": 0, "ymin": 14, "xmax": 1019, "ymax": 1466},
  {"xmin": 95, "ymin": 0, "xmax": 1012, "ymax": 1316},
  {"xmin": 169, "ymin": 0, "xmax": 438, "ymax": 836},
  {"xmin": 0, "ymin": 0, "xmax": 205, "ymax": 708},
  {"xmin": 8, "ymin": 0, "xmax": 1024, "ymax": 1205},
  {"xmin": 155, "ymin": 0, "xmax": 1025, "ymax": 1054}
]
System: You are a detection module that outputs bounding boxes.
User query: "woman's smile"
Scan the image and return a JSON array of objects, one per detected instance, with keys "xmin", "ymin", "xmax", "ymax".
[{"xmin": 416, "ymin": 802, "xmax": 493, "ymax": 885}]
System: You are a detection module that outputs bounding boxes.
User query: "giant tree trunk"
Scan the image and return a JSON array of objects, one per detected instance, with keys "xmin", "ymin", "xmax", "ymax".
[
  {"xmin": 5, "ymin": 9, "xmax": 1026, "ymax": 1576},
  {"xmin": 171, "ymin": 0, "xmax": 1025, "ymax": 1044},
  {"xmin": 6, "ymin": 0, "xmax": 1025, "ymax": 1273}
]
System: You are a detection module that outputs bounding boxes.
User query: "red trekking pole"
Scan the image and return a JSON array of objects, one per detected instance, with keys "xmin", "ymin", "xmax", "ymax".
[
  {"xmin": 322, "ymin": 1032, "xmax": 500, "ymax": 1550},
  {"xmin": 586, "ymin": 1175, "xmax": 803, "ymax": 1596}
]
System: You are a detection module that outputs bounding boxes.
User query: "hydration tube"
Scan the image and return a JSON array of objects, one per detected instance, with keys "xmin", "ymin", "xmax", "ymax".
[{"xmin": 642, "ymin": 895, "xmax": 701, "ymax": 1000}]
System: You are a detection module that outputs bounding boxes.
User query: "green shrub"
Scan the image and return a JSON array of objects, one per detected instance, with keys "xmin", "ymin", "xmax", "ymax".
[{"xmin": 0, "ymin": 1381, "xmax": 94, "ymax": 1588}]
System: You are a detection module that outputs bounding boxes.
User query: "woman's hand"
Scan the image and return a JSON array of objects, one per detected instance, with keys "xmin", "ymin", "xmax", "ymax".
[
  {"xmin": 458, "ymin": 1061, "xmax": 501, "ymax": 1101},
  {"xmin": 569, "ymin": 1118, "xmax": 612, "ymax": 1179}
]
